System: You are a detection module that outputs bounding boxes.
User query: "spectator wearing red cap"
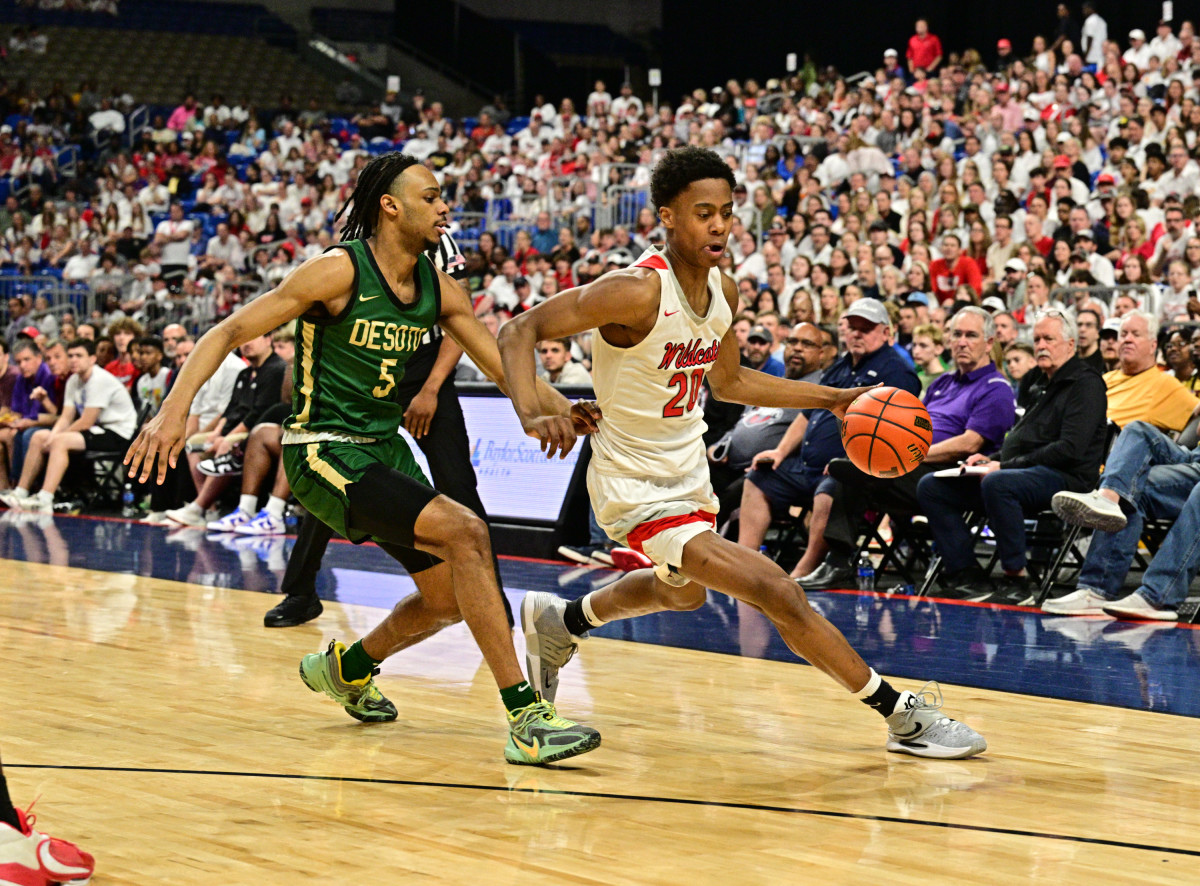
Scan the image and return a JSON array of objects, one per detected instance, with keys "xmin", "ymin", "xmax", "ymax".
[
  {"xmin": 994, "ymin": 81, "xmax": 1023, "ymax": 131},
  {"xmin": 906, "ymin": 18, "xmax": 942, "ymax": 75},
  {"xmin": 995, "ymin": 37, "xmax": 1014, "ymax": 72}
]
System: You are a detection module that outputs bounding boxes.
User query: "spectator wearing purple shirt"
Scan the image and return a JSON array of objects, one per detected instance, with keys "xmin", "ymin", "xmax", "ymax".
[
  {"xmin": 803, "ymin": 307, "xmax": 1016, "ymax": 589},
  {"xmin": 0, "ymin": 339, "xmax": 56, "ymax": 485}
]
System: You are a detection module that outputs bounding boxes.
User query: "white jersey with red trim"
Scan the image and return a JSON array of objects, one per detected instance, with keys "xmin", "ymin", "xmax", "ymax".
[{"xmin": 589, "ymin": 246, "xmax": 732, "ymax": 478}]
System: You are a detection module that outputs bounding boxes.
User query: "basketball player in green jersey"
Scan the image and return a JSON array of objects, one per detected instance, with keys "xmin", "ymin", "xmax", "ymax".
[{"xmin": 126, "ymin": 153, "xmax": 600, "ymax": 766}]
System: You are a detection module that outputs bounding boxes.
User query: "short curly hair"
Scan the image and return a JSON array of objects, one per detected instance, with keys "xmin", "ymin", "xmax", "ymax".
[{"xmin": 650, "ymin": 147, "xmax": 737, "ymax": 211}]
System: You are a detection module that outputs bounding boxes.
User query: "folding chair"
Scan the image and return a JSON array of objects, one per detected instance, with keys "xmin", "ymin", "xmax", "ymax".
[{"xmin": 75, "ymin": 402, "xmax": 154, "ymax": 509}]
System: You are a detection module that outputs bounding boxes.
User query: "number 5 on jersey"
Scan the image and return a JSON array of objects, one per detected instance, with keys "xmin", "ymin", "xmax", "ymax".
[
  {"xmin": 663, "ymin": 368, "xmax": 704, "ymax": 418},
  {"xmin": 373, "ymin": 358, "xmax": 398, "ymax": 398}
]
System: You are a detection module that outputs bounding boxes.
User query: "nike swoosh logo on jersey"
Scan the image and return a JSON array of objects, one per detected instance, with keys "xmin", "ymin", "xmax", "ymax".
[
  {"xmin": 360, "ymin": 294, "xmax": 380, "ymax": 301},
  {"xmin": 664, "ymin": 310, "xmax": 679, "ymax": 316}
]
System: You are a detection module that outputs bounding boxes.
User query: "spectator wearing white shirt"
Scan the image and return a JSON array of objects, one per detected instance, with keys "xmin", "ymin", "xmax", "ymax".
[
  {"xmin": 201, "ymin": 94, "xmax": 231, "ymax": 127},
  {"xmin": 1155, "ymin": 144, "xmax": 1199, "ymax": 203},
  {"xmin": 153, "ymin": 202, "xmax": 194, "ymax": 286},
  {"xmin": 1123, "ymin": 29, "xmax": 1153, "ymax": 71},
  {"xmin": 275, "ymin": 121, "xmax": 302, "ymax": 159},
  {"xmin": 610, "ymin": 83, "xmax": 644, "ymax": 122},
  {"xmin": 1150, "ymin": 204, "xmax": 1191, "ymax": 276},
  {"xmin": 184, "ymin": 349, "xmax": 247, "ymax": 494},
  {"xmin": 61, "ymin": 240, "xmax": 99, "ymax": 282},
  {"xmin": 586, "ymin": 80, "xmax": 612, "ymax": 122},
  {"xmin": 1, "ymin": 339, "xmax": 136, "ymax": 514},
  {"xmin": 137, "ymin": 179, "xmax": 170, "ymax": 215},
  {"xmin": 1073, "ymin": 229, "xmax": 1115, "ymax": 286},
  {"xmin": 1081, "ymin": 3, "xmax": 1108, "ymax": 66},
  {"xmin": 88, "ymin": 98, "xmax": 125, "ymax": 136},
  {"xmin": 204, "ymin": 222, "xmax": 244, "ymax": 270},
  {"xmin": 1149, "ymin": 20, "xmax": 1182, "ymax": 62}
]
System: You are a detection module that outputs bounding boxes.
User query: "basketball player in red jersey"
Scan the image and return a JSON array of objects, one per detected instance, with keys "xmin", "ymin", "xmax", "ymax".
[{"xmin": 499, "ymin": 147, "xmax": 986, "ymax": 759}]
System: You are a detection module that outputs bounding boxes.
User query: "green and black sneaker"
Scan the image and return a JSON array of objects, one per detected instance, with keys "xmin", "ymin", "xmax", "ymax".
[
  {"xmin": 299, "ymin": 640, "xmax": 398, "ymax": 723},
  {"xmin": 504, "ymin": 697, "xmax": 601, "ymax": 765}
]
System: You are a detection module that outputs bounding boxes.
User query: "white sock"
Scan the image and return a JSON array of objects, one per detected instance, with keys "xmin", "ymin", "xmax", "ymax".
[
  {"xmin": 265, "ymin": 495, "xmax": 286, "ymax": 519},
  {"xmin": 854, "ymin": 668, "xmax": 882, "ymax": 699},
  {"xmin": 34, "ymin": 490, "xmax": 53, "ymax": 504},
  {"xmin": 580, "ymin": 592, "xmax": 606, "ymax": 628},
  {"xmin": 11, "ymin": 488, "xmax": 29, "ymax": 499},
  {"xmin": 239, "ymin": 494, "xmax": 258, "ymax": 516},
  {"xmin": 181, "ymin": 501, "xmax": 202, "ymax": 516}
]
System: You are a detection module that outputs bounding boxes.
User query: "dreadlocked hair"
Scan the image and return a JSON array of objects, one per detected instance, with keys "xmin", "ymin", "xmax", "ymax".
[{"xmin": 335, "ymin": 152, "xmax": 422, "ymax": 240}]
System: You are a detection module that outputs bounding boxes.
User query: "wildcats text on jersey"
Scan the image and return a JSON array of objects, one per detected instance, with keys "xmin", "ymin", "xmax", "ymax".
[{"xmin": 659, "ymin": 338, "xmax": 721, "ymax": 371}]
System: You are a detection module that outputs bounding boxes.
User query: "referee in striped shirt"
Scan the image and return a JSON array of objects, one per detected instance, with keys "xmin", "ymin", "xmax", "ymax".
[{"xmin": 264, "ymin": 231, "xmax": 514, "ymax": 627}]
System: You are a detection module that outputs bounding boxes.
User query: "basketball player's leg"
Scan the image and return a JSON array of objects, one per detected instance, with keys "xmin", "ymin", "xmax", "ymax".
[
  {"xmin": 546, "ymin": 527, "xmax": 987, "ymax": 758},
  {"xmin": 293, "ymin": 455, "xmax": 599, "ymax": 761},
  {"xmin": 586, "ymin": 530, "xmax": 869, "ymax": 689},
  {"xmin": 0, "ymin": 746, "xmax": 94, "ymax": 884},
  {"xmin": 354, "ymin": 483, "xmax": 523, "ymax": 689}
]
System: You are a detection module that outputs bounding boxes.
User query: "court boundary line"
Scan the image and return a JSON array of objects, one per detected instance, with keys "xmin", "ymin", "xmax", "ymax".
[{"xmin": 8, "ymin": 763, "xmax": 1198, "ymax": 858}]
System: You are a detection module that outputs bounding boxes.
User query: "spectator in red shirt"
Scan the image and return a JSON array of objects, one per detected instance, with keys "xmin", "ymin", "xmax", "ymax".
[
  {"xmin": 906, "ymin": 19, "xmax": 943, "ymax": 74},
  {"xmin": 470, "ymin": 111, "xmax": 497, "ymax": 144},
  {"xmin": 104, "ymin": 317, "xmax": 144, "ymax": 391},
  {"xmin": 928, "ymin": 233, "xmax": 982, "ymax": 305}
]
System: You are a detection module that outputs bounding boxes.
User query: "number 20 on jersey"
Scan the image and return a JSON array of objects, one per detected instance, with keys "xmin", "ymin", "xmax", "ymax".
[{"xmin": 663, "ymin": 368, "xmax": 704, "ymax": 418}]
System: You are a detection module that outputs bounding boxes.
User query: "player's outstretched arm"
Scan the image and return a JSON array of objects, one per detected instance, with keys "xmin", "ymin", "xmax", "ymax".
[
  {"xmin": 436, "ymin": 268, "xmax": 598, "ymax": 457},
  {"xmin": 496, "ymin": 268, "xmax": 659, "ymax": 436},
  {"xmin": 125, "ymin": 250, "xmax": 354, "ymax": 484},
  {"xmin": 706, "ymin": 278, "xmax": 870, "ymax": 416}
]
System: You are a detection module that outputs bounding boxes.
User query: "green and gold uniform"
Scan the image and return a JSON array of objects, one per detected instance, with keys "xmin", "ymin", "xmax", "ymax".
[{"xmin": 282, "ymin": 238, "xmax": 441, "ymax": 544}]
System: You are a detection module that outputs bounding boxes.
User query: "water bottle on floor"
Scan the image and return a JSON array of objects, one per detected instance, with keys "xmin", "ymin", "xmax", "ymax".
[
  {"xmin": 855, "ymin": 554, "xmax": 874, "ymax": 627},
  {"xmin": 121, "ymin": 482, "xmax": 138, "ymax": 519}
]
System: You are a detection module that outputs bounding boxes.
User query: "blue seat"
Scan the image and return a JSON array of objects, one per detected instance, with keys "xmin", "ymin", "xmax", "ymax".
[{"xmin": 505, "ymin": 116, "xmax": 530, "ymax": 135}]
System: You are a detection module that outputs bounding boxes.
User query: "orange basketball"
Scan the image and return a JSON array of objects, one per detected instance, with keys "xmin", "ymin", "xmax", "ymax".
[{"xmin": 840, "ymin": 387, "xmax": 932, "ymax": 478}]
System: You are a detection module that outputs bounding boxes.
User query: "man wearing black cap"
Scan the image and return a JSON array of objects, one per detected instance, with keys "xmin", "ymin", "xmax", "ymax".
[
  {"xmin": 1073, "ymin": 228, "xmax": 1114, "ymax": 285},
  {"xmin": 746, "ymin": 325, "xmax": 786, "ymax": 377}
]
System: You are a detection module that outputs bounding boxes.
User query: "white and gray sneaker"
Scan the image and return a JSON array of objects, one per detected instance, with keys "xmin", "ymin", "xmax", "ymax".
[
  {"xmin": 1041, "ymin": 588, "xmax": 1112, "ymax": 616},
  {"xmin": 885, "ymin": 682, "xmax": 987, "ymax": 759},
  {"xmin": 1102, "ymin": 592, "xmax": 1178, "ymax": 622},
  {"xmin": 1051, "ymin": 490, "xmax": 1126, "ymax": 532},
  {"xmin": 520, "ymin": 592, "xmax": 586, "ymax": 703},
  {"xmin": 0, "ymin": 489, "xmax": 28, "ymax": 509}
]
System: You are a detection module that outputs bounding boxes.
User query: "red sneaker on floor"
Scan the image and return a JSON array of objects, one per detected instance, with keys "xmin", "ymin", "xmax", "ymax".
[
  {"xmin": 610, "ymin": 546, "xmax": 654, "ymax": 572},
  {"xmin": 0, "ymin": 806, "xmax": 93, "ymax": 886}
]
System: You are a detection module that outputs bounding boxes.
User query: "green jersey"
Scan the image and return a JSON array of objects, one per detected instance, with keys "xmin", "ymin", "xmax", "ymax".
[{"xmin": 287, "ymin": 238, "xmax": 441, "ymax": 440}]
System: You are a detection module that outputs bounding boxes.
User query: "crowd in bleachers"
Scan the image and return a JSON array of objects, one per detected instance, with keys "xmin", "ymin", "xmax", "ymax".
[{"xmin": 0, "ymin": 6, "xmax": 1198, "ymax": 617}]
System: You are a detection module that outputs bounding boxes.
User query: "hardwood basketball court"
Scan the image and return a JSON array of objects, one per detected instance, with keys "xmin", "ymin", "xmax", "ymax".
[{"xmin": 1, "ymin": 517, "xmax": 1197, "ymax": 884}]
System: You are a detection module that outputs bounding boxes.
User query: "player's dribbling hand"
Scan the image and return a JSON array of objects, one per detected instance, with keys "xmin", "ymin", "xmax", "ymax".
[
  {"xmin": 568, "ymin": 400, "xmax": 602, "ymax": 435},
  {"xmin": 829, "ymin": 385, "xmax": 879, "ymax": 420},
  {"xmin": 523, "ymin": 414, "xmax": 578, "ymax": 459},
  {"xmin": 125, "ymin": 407, "xmax": 187, "ymax": 485}
]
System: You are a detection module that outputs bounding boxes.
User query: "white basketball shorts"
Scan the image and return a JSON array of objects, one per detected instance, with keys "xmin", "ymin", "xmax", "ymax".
[{"xmin": 587, "ymin": 461, "xmax": 719, "ymax": 587}]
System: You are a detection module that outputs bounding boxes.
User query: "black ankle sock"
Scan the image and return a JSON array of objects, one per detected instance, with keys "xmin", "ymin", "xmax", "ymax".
[
  {"xmin": 0, "ymin": 774, "xmax": 21, "ymax": 831},
  {"xmin": 861, "ymin": 680, "xmax": 903, "ymax": 718},
  {"xmin": 562, "ymin": 598, "xmax": 593, "ymax": 636}
]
